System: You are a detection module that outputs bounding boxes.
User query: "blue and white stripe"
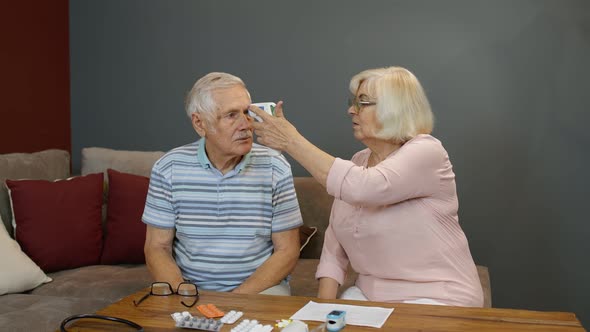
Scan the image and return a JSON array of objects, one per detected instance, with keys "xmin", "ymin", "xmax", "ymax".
[{"xmin": 142, "ymin": 139, "xmax": 302, "ymax": 291}]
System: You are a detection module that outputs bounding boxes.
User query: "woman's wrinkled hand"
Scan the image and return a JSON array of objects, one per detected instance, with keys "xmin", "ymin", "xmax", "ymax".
[{"xmin": 250, "ymin": 101, "xmax": 300, "ymax": 152}]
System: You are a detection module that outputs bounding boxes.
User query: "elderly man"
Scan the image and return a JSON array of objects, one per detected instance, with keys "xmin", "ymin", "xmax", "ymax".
[{"xmin": 142, "ymin": 72, "xmax": 302, "ymax": 295}]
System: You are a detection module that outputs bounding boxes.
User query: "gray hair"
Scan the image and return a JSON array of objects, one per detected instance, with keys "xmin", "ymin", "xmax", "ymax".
[
  {"xmin": 185, "ymin": 72, "xmax": 246, "ymax": 119},
  {"xmin": 349, "ymin": 66, "xmax": 434, "ymax": 142}
]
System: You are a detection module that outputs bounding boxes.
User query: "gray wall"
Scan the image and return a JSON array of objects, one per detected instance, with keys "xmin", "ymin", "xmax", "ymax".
[{"xmin": 70, "ymin": 0, "xmax": 590, "ymax": 326}]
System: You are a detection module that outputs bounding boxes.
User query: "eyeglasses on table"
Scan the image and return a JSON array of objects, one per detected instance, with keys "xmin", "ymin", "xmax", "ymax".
[{"xmin": 133, "ymin": 281, "xmax": 199, "ymax": 308}]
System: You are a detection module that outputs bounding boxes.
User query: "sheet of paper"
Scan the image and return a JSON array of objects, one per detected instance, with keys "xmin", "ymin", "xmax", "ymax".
[{"xmin": 289, "ymin": 301, "xmax": 394, "ymax": 328}]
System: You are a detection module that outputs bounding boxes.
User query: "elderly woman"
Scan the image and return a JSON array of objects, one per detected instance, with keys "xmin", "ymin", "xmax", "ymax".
[{"xmin": 251, "ymin": 66, "xmax": 483, "ymax": 307}]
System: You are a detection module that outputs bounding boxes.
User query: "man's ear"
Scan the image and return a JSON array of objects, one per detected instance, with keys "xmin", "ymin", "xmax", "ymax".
[{"xmin": 191, "ymin": 113, "xmax": 208, "ymax": 137}]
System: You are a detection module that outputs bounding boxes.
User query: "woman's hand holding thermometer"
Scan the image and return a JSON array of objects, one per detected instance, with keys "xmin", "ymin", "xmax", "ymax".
[{"xmin": 249, "ymin": 102, "xmax": 280, "ymax": 156}]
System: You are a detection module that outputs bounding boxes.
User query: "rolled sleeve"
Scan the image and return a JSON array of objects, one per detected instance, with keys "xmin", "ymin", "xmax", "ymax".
[
  {"xmin": 326, "ymin": 158, "xmax": 355, "ymax": 200},
  {"xmin": 315, "ymin": 261, "xmax": 347, "ymax": 285}
]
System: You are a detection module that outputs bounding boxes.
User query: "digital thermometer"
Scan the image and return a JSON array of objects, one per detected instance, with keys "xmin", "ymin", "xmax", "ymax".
[
  {"xmin": 250, "ymin": 102, "xmax": 280, "ymax": 156},
  {"xmin": 249, "ymin": 102, "xmax": 276, "ymax": 122}
]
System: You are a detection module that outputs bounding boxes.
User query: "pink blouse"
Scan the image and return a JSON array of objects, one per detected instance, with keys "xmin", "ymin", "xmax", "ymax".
[{"xmin": 316, "ymin": 134, "xmax": 483, "ymax": 307}]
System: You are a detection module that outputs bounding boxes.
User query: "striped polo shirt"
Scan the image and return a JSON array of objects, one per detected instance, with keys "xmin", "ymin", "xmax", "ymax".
[{"xmin": 142, "ymin": 139, "xmax": 303, "ymax": 291}]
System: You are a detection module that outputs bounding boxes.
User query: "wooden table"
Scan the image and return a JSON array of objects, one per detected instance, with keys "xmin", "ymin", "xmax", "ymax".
[{"xmin": 63, "ymin": 289, "xmax": 585, "ymax": 331}]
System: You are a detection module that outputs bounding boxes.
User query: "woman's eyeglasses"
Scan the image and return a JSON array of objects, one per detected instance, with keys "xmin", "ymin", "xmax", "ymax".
[
  {"xmin": 133, "ymin": 281, "xmax": 199, "ymax": 308},
  {"xmin": 348, "ymin": 96, "xmax": 377, "ymax": 113}
]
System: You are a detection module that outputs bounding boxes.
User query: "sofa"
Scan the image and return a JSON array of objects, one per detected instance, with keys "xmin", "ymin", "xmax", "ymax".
[{"xmin": 0, "ymin": 148, "xmax": 491, "ymax": 331}]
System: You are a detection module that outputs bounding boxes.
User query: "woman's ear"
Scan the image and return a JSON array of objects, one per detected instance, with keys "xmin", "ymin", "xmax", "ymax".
[{"xmin": 191, "ymin": 113, "xmax": 207, "ymax": 137}]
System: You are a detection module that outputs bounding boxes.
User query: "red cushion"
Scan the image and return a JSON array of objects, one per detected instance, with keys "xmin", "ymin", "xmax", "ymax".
[
  {"xmin": 6, "ymin": 173, "xmax": 104, "ymax": 273},
  {"xmin": 100, "ymin": 169, "xmax": 149, "ymax": 264}
]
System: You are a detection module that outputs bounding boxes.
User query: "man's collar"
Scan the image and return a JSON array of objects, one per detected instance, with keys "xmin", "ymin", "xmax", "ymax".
[
  {"xmin": 197, "ymin": 137, "xmax": 251, "ymax": 173},
  {"xmin": 235, "ymin": 151, "xmax": 251, "ymax": 173},
  {"xmin": 196, "ymin": 137, "xmax": 212, "ymax": 169}
]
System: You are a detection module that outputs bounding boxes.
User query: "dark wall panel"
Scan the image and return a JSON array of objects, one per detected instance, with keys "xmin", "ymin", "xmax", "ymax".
[
  {"xmin": 70, "ymin": 0, "xmax": 590, "ymax": 325},
  {"xmin": 0, "ymin": 0, "xmax": 71, "ymax": 154}
]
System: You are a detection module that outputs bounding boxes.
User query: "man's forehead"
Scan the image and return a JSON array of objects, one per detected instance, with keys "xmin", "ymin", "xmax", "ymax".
[{"xmin": 212, "ymin": 86, "xmax": 251, "ymax": 111}]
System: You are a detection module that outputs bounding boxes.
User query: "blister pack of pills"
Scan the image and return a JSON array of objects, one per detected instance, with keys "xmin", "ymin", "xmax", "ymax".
[
  {"xmin": 171, "ymin": 311, "xmax": 224, "ymax": 331},
  {"xmin": 220, "ymin": 310, "xmax": 244, "ymax": 324},
  {"xmin": 230, "ymin": 319, "xmax": 273, "ymax": 332},
  {"xmin": 197, "ymin": 303, "xmax": 225, "ymax": 318}
]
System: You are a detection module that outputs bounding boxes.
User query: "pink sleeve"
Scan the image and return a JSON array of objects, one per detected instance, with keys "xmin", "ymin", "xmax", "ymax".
[
  {"xmin": 315, "ymin": 221, "xmax": 349, "ymax": 285},
  {"xmin": 326, "ymin": 137, "xmax": 444, "ymax": 207}
]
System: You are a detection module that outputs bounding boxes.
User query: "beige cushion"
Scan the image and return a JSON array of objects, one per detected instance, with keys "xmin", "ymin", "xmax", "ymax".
[
  {"xmin": 81, "ymin": 147, "xmax": 165, "ymax": 178},
  {"xmin": 0, "ymin": 150, "xmax": 70, "ymax": 236},
  {"xmin": 0, "ymin": 215, "xmax": 52, "ymax": 295},
  {"xmin": 81, "ymin": 147, "xmax": 167, "ymax": 231}
]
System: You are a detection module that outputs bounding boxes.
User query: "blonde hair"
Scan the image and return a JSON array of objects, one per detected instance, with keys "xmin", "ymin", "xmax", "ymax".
[
  {"xmin": 185, "ymin": 72, "xmax": 246, "ymax": 120},
  {"xmin": 349, "ymin": 66, "xmax": 434, "ymax": 142}
]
